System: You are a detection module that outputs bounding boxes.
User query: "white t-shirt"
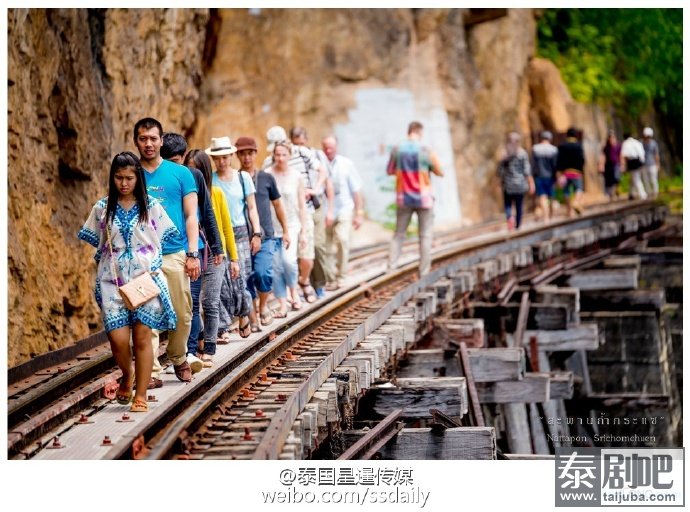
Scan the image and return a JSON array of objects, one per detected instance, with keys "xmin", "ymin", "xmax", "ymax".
[
  {"xmin": 620, "ymin": 137, "xmax": 645, "ymax": 161},
  {"xmin": 323, "ymin": 154, "xmax": 362, "ymax": 218},
  {"xmin": 265, "ymin": 167, "xmax": 302, "ymax": 237}
]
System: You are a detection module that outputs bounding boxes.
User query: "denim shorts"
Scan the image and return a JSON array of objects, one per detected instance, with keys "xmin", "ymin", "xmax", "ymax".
[
  {"xmin": 535, "ymin": 177, "xmax": 555, "ymax": 198},
  {"xmin": 247, "ymin": 237, "xmax": 278, "ymax": 298}
]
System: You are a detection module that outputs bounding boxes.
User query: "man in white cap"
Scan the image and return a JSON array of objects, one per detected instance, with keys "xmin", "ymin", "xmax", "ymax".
[
  {"xmin": 641, "ymin": 127, "xmax": 660, "ymax": 198},
  {"xmin": 262, "ymin": 126, "xmax": 329, "ymax": 299}
]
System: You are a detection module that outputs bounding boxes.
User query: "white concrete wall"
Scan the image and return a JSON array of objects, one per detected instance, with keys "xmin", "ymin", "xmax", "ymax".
[{"xmin": 334, "ymin": 88, "xmax": 462, "ymax": 230}]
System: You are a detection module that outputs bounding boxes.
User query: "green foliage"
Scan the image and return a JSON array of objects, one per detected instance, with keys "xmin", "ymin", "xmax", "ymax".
[{"xmin": 537, "ymin": 9, "xmax": 682, "ymax": 128}]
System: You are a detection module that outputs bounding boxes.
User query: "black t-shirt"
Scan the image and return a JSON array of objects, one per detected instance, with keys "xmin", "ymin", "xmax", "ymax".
[
  {"xmin": 556, "ymin": 139, "xmax": 585, "ymax": 172},
  {"xmin": 252, "ymin": 169, "xmax": 281, "ymax": 239}
]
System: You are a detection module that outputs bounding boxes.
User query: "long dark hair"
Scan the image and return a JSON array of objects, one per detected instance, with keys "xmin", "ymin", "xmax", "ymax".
[
  {"xmin": 184, "ymin": 149, "xmax": 214, "ymax": 190},
  {"xmin": 106, "ymin": 151, "xmax": 149, "ymax": 226}
]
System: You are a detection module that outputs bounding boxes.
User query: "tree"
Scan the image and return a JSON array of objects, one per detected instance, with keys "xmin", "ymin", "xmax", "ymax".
[{"xmin": 537, "ymin": 9, "xmax": 682, "ymax": 158}]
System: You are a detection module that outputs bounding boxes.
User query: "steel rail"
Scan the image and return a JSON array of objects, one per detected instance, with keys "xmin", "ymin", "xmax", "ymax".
[{"xmin": 338, "ymin": 409, "xmax": 404, "ymax": 460}]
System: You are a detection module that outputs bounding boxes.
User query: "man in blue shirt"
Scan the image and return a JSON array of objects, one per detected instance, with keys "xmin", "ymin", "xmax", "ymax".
[{"xmin": 133, "ymin": 118, "xmax": 200, "ymax": 387}]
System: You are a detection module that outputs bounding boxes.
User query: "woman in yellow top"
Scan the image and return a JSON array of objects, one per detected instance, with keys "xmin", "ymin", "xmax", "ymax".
[{"xmin": 185, "ymin": 150, "xmax": 240, "ymax": 365}]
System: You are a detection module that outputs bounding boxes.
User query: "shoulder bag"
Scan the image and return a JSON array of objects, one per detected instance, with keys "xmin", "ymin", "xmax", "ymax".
[
  {"xmin": 300, "ymin": 149, "xmax": 321, "ymax": 209},
  {"xmin": 238, "ymin": 170, "xmax": 254, "ymax": 237},
  {"xmin": 106, "ymin": 220, "xmax": 160, "ymax": 311}
]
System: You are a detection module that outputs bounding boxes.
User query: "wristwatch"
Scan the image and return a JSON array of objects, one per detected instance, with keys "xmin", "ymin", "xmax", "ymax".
[
  {"xmin": 252, "ymin": 232, "xmax": 263, "ymax": 239},
  {"xmin": 185, "ymin": 251, "xmax": 199, "ymax": 258}
]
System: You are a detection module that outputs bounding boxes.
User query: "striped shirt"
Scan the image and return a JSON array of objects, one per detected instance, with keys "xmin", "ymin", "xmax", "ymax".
[
  {"xmin": 262, "ymin": 146, "xmax": 320, "ymax": 212},
  {"xmin": 497, "ymin": 148, "xmax": 532, "ymax": 195},
  {"xmin": 531, "ymin": 142, "xmax": 558, "ymax": 179},
  {"xmin": 386, "ymin": 139, "xmax": 441, "ymax": 209}
]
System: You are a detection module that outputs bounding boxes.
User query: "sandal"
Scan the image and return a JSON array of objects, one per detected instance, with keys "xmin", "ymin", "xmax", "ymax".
[
  {"xmin": 251, "ymin": 323, "xmax": 262, "ymax": 333},
  {"xmin": 298, "ymin": 281, "xmax": 317, "ymax": 303},
  {"xmin": 239, "ymin": 317, "xmax": 252, "ymax": 339},
  {"xmin": 273, "ymin": 310, "xmax": 288, "ymax": 319},
  {"xmin": 201, "ymin": 354, "xmax": 214, "ymax": 367},
  {"xmin": 116, "ymin": 375, "xmax": 134, "ymax": 405},
  {"xmin": 260, "ymin": 309, "xmax": 274, "ymax": 326},
  {"xmin": 130, "ymin": 398, "xmax": 149, "ymax": 413},
  {"xmin": 147, "ymin": 377, "xmax": 163, "ymax": 390},
  {"xmin": 173, "ymin": 361, "xmax": 192, "ymax": 383},
  {"xmin": 325, "ymin": 280, "xmax": 341, "ymax": 291},
  {"xmin": 292, "ymin": 301, "xmax": 302, "ymax": 311},
  {"xmin": 216, "ymin": 330, "xmax": 232, "ymax": 345}
]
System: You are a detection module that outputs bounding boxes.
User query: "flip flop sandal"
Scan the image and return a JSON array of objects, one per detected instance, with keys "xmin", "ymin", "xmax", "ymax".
[
  {"xmin": 292, "ymin": 301, "xmax": 303, "ymax": 311},
  {"xmin": 130, "ymin": 398, "xmax": 149, "ymax": 413},
  {"xmin": 239, "ymin": 318, "xmax": 252, "ymax": 339},
  {"xmin": 260, "ymin": 310, "xmax": 274, "ymax": 326},
  {"xmin": 216, "ymin": 331, "xmax": 232, "ymax": 345},
  {"xmin": 298, "ymin": 282, "xmax": 318, "ymax": 303},
  {"xmin": 250, "ymin": 323, "xmax": 262, "ymax": 333},
  {"xmin": 273, "ymin": 310, "xmax": 288, "ymax": 319},
  {"xmin": 116, "ymin": 391, "xmax": 133, "ymax": 405},
  {"xmin": 116, "ymin": 375, "xmax": 134, "ymax": 404}
]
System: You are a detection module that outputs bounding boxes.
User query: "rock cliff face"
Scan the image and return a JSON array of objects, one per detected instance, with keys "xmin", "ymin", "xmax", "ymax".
[
  {"xmin": 8, "ymin": 8, "xmax": 606, "ymax": 365},
  {"xmin": 8, "ymin": 8, "xmax": 209, "ymax": 366}
]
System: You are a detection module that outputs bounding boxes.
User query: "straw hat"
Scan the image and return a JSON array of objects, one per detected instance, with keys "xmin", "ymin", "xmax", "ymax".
[{"xmin": 205, "ymin": 136, "xmax": 237, "ymax": 156}]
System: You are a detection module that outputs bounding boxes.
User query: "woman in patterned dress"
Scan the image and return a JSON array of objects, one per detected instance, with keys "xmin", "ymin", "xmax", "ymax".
[{"xmin": 78, "ymin": 152, "xmax": 178, "ymax": 412}]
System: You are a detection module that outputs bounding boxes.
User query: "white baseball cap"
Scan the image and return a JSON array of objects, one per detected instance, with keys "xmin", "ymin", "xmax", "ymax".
[{"xmin": 643, "ymin": 127, "xmax": 654, "ymax": 137}]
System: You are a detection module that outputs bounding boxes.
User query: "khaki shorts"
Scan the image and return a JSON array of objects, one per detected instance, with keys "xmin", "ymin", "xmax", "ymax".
[{"xmin": 297, "ymin": 213, "xmax": 315, "ymax": 260}]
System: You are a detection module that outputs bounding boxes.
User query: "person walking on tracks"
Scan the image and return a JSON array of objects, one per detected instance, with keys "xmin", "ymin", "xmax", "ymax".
[
  {"xmin": 185, "ymin": 149, "xmax": 241, "ymax": 366},
  {"xmin": 78, "ymin": 152, "xmax": 178, "ymax": 412},
  {"xmin": 133, "ymin": 118, "xmax": 200, "ymax": 389},
  {"xmin": 620, "ymin": 132, "xmax": 647, "ymax": 200},
  {"xmin": 556, "ymin": 127, "xmax": 586, "ymax": 217},
  {"xmin": 320, "ymin": 134, "xmax": 364, "ymax": 287},
  {"xmin": 387, "ymin": 121, "xmax": 444, "ymax": 276},
  {"xmin": 162, "ymin": 132, "xmax": 224, "ymax": 374},
  {"xmin": 290, "ymin": 126, "xmax": 335, "ymax": 297},
  {"xmin": 599, "ymin": 130, "xmax": 622, "ymax": 200},
  {"xmin": 265, "ymin": 140, "xmax": 310, "ymax": 317},
  {"xmin": 208, "ymin": 136, "xmax": 260, "ymax": 339},
  {"xmin": 498, "ymin": 131, "xmax": 535, "ymax": 230},
  {"xmin": 531, "ymin": 130, "xmax": 558, "ymax": 222},
  {"xmin": 234, "ymin": 136, "xmax": 291, "ymax": 330},
  {"xmin": 263, "ymin": 125, "xmax": 327, "ymax": 300},
  {"xmin": 641, "ymin": 127, "xmax": 660, "ymax": 199}
]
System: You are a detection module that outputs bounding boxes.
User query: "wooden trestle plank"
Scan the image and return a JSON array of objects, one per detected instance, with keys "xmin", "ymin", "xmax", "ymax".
[
  {"xmin": 476, "ymin": 373, "xmax": 550, "ymax": 404},
  {"xmin": 566, "ymin": 268, "xmax": 639, "ymax": 291},
  {"xmin": 380, "ymin": 427, "xmax": 496, "ymax": 460},
  {"xmin": 521, "ymin": 323, "xmax": 600, "ymax": 351},
  {"xmin": 466, "ymin": 347, "xmax": 525, "ymax": 382}
]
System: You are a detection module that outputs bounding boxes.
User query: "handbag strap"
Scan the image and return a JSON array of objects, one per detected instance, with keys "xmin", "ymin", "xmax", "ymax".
[
  {"xmin": 104, "ymin": 219, "xmax": 120, "ymax": 285},
  {"xmin": 238, "ymin": 170, "xmax": 253, "ymax": 235}
]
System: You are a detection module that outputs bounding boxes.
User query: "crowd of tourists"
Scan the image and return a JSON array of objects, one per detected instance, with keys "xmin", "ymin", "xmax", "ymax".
[
  {"xmin": 496, "ymin": 126, "xmax": 660, "ymax": 230},
  {"xmin": 78, "ymin": 118, "xmax": 441, "ymax": 413}
]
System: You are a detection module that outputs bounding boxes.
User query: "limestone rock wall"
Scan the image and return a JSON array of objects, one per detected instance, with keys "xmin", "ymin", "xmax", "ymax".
[
  {"xmin": 8, "ymin": 7, "xmax": 608, "ymax": 366},
  {"xmin": 7, "ymin": 8, "xmax": 209, "ymax": 366}
]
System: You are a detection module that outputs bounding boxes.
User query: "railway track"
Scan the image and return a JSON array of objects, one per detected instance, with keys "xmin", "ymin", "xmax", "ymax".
[
  {"xmin": 8, "ymin": 214, "xmax": 510, "ymax": 456},
  {"xmin": 8, "ymin": 200, "xmax": 670, "ymax": 459}
]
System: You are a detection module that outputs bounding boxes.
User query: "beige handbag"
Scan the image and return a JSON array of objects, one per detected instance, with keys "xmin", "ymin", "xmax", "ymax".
[{"xmin": 106, "ymin": 221, "xmax": 160, "ymax": 311}]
